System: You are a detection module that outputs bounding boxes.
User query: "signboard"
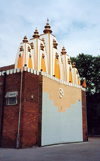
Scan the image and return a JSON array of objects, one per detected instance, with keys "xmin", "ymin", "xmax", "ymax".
[{"xmin": 5, "ymin": 91, "xmax": 18, "ymax": 98}]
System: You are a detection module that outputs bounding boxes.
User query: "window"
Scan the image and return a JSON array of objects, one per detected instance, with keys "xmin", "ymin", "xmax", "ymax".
[
  {"xmin": 6, "ymin": 97, "xmax": 17, "ymax": 105},
  {"xmin": 5, "ymin": 91, "xmax": 18, "ymax": 105}
]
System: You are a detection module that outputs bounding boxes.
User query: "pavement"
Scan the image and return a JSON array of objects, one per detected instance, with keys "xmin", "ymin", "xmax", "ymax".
[{"xmin": 0, "ymin": 137, "xmax": 100, "ymax": 161}]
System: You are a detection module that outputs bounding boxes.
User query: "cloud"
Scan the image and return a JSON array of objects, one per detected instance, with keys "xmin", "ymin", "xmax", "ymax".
[{"xmin": 0, "ymin": 0, "xmax": 100, "ymax": 67}]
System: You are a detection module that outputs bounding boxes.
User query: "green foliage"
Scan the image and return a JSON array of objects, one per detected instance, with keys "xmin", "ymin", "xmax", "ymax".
[
  {"xmin": 70, "ymin": 53, "xmax": 100, "ymax": 94},
  {"xmin": 71, "ymin": 53, "xmax": 100, "ymax": 135}
]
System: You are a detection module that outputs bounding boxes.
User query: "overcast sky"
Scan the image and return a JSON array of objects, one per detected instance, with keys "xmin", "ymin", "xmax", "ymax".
[{"xmin": 0, "ymin": 0, "xmax": 100, "ymax": 67}]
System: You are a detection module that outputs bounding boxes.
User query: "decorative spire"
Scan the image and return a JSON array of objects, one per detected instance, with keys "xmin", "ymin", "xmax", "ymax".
[
  {"xmin": 55, "ymin": 52, "xmax": 59, "ymax": 59},
  {"xmin": 61, "ymin": 46, "xmax": 67, "ymax": 55},
  {"xmin": 20, "ymin": 45, "xmax": 23, "ymax": 51},
  {"xmin": 40, "ymin": 43, "xmax": 44, "ymax": 51},
  {"xmin": 42, "ymin": 53, "xmax": 45, "ymax": 58},
  {"xmin": 53, "ymin": 39, "xmax": 58, "ymax": 49},
  {"xmin": 68, "ymin": 58, "xmax": 71, "ymax": 64},
  {"xmin": 69, "ymin": 67, "xmax": 71, "ymax": 71},
  {"xmin": 30, "ymin": 42, "xmax": 34, "ymax": 49},
  {"xmin": 32, "ymin": 28, "xmax": 40, "ymax": 38},
  {"xmin": 29, "ymin": 54, "xmax": 31, "ymax": 58},
  {"xmin": 19, "ymin": 53, "xmax": 21, "ymax": 57},
  {"xmin": 82, "ymin": 79, "xmax": 87, "ymax": 88},
  {"xmin": 72, "ymin": 62, "xmax": 75, "ymax": 68},
  {"xmin": 43, "ymin": 19, "xmax": 52, "ymax": 34},
  {"xmin": 28, "ymin": 46, "xmax": 31, "ymax": 52},
  {"xmin": 23, "ymin": 36, "xmax": 28, "ymax": 43},
  {"xmin": 42, "ymin": 38, "xmax": 45, "ymax": 44}
]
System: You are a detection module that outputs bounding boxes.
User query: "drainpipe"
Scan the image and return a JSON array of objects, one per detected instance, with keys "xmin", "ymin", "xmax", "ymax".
[
  {"xmin": 0, "ymin": 72, "xmax": 6, "ymax": 147},
  {"xmin": 16, "ymin": 72, "xmax": 23, "ymax": 148}
]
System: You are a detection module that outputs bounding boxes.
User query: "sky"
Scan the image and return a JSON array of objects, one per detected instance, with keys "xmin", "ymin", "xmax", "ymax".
[{"xmin": 0, "ymin": 0, "xmax": 100, "ymax": 67}]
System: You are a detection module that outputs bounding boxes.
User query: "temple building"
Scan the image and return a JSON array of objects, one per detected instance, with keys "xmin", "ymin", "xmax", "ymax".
[
  {"xmin": 15, "ymin": 20, "xmax": 80, "ymax": 84},
  {"xmin": 0, "ymin": 20, "xmax": 88, "ymax": 148}
]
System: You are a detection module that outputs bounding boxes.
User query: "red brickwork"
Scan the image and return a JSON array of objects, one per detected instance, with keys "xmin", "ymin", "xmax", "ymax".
[
  {"xmin": 20, "ymin": 71, "xmax": 40, "ymax": 148},
  {"xmin": 0, "ymin": 64, "xmax": 14, "ymax": 72},
  {"xmin": 1, "ymin": 72, "xmax": 20, "ymax": 148},
  {"xmin": 82, "ymin": 90, "xmax": 88, "ymax": 141},
  {"xmin": 0, "ymin": 71, "xmax": 42, "ymax": 148}
]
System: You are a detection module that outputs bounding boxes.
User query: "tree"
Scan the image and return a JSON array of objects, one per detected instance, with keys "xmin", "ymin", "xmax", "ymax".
[
  {"xmin": 71, "ymin": 53, "xmax": 100, "ymax": 94},
  {"xmin": 70, "ymin": 53, "xmax": 100, "ymax": 135}
]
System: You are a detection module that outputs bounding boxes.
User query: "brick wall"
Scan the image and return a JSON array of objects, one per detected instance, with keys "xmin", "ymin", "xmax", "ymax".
[
  {"xmin": 20, "ymin": 71, "xmax": 40, "ymax": 148},
  {"xmin": 0, "ymin": 71, "xmax": 41, "ymax": 148},
  {"xmin": 0, "ymin": 64, "xmax": 14, "ymax": 72},
  {"xmin": 82, "ymin": 90, "xmax": 88, "ymax": 141},
  {"xmin": 1, "ymin": 72, "xmax": 20, "ymax": 148}
]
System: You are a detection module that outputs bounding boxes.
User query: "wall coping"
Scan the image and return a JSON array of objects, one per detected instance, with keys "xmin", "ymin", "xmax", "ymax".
[{"xmin": 0, "ymin": 67, "xmax": 86, "ymax": 91}]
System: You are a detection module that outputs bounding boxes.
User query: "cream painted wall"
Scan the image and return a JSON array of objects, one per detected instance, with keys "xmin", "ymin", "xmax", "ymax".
[{"xmin": 42, "ymin": 76, "xmax": 82, "ymax": 112}]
